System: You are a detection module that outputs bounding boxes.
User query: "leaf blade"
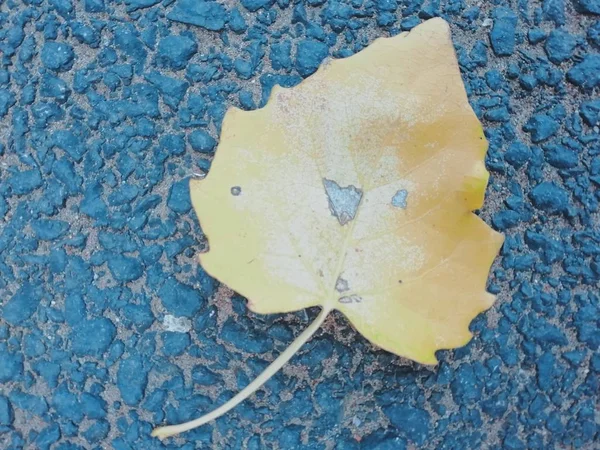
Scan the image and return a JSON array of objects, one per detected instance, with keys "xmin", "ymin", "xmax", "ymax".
[{"xmin": 191, "ymin": 17, "xmax": 503, "ymax": 360}]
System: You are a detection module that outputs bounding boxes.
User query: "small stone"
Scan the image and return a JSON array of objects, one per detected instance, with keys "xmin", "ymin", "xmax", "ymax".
[
  {"xmin": 124, "ymin": 0, "xmax": 161, "ymax": 12},
  {"xmin": 530, "ymin": 322, "xmax": 568, "ymax": 346},
  {"xmin": 489, "ymin": 7, "xmax": 518, "ymax": 56},
  {"xmin": 121, "ymin": 304, "xmax": 155, "ymax": 331},
  {"xmin": 140, "ymin": 245, "xmax": 163, "ymax": 265},
  {"xmin": 34, "ymin": 424, "xmax": 60, "ymax": 448},
  {"xmin": 544, "ymin": 29, "xmax": 577, "ymax": 64},
  {"xmin": 53, "ymin": 129, "xmax": 85, "ymax": 161},
  {"xmin": 241, "ymin": 0, "xmax": 272, "ymax": 12},
  {"xmin": 542, "ymin": 0, "xmax": 565, "ymax": 25},
  {"xmin": 523, "ymin": 114, "xmax": 559, "ymax": 143},
  {"xmin": 2, "ymin": 283, "xmax": 41, "ymax": 325},
  {"xmin": 31, "ymin": 219, "xmax": 70, "ymax": 240},
  {"xmin": 0, "ymin": 396, "xmax": 13, "ymax": 425},
  {"xmin": 580, "ymin": 99, "xmax": 600, "ymax": 125},
  {"xmin": 145, "ymin": 72, "xmax": 189, "ymax": 108},
  {"xmin": 108, "ymin": 184, "xmax": 139, "ymax": 206},
  {"xmin": 504, "ymin": 142, "xmax": 531, "ymax": 168},
  {"xmin": 71, "ymin": 318, "xmax": 117, "ymax": 356},
  {"xmin": 160, "ymin": 133, "xmax": 186, "ymax": 156},
  {"xmin": 382, "ymin": 403, "xmax": 430, "ymax": 445},
  {"xmin": 451, "ymin": 363, "xmax": 483, "ymax": 403},
  {"xmin": 8, "ymin": 391, "xmax": 47, "ymax": 416},
  {"xmin": 482, "ymin": 392, "xmax": 508, "ymax": 418},
  {"xmin": 84, "ymin": 0, "xmax": 105, "ymax": 12},
  {"xmin": 41, "ymin": 42, "xmax": 75, "ymax": 71},
  {"xmin": 470, "ymin": 40, "xmax": 489, "ymax": 68},
  {"xmin": 528, "ymin": 28, "xmax": 547, "ymax": 44},
  {"xmin": 0, "ymin": 89, "xmax": 16, "ymax": 117},
  {"xmin": 234, "ymin": 58, "xmax": 254, "ymax": 79},
  {"xmin": 492, "ymin": 210, "xmax": 521, "ymax": 230},
  {"xmin": 295, "ymin": 40, "xmax": 329, "ymax": 77},
  {"xmin": 229, "ymin": 8, "xmax": 248, "ymax": 33},
  {"xmin": 271, "ymin": 41, "xmax": 292, "ymax": 70},
  {"xmin": 41, "ymin": 74, "xmax": 71, "ymax": 102},
  {"xmin": 64, "ymin": 294, "xmax": 86, "ymax": 325},
  {"xmin": 32, "ymin": 361, "xmax": 61, "ymax": 388},
  {"xmin": 519, "ymin": 74, "xmax": 538, "ymax": 91},
  {"xmin": 83, "ymin": 421, "xmax": 110, "ymax": 443},
  {"xmin": 117, "ymin": 355, "xmax": 148, "ymax": 405},
  {"xmin": 504, "ymin": 434, "xmax": 526, "ymax": 450},
  {"xmin": 544, "ymin": 143, "xmax": 578, "ymax": 169},
  {"xmin": 192, "ymin": 365, "xmax": 220, "ymax": 385},
  {"xmin": 80, "ymin": 182, "xmax": 109, "ymax": 222},
  {"xmin": 335, "ymin": 276, "xmax": 349, "ymax": 293},
  {"xmin": 537, "ymin": 352, "xmax": 561, "ymax": 391},
  {"xmin": 159, "ymin": 278, "xmax": 204, "ymax": 317},
  {"xmin": 189, "ymin": 129, "xmax": 217, "ymax": 153},
  {"xmin": 401, "ymin": 16, "xmax": 421, "ymax": 30},
  {"xmin": 71, "ymin": 22, "xmax": 101, "ymax": 47},
  {"xmin": 573, "ymin": 0, "xmax": 600, "ymax": 15},
  {"xmin": 53, "ymin": 157, "xmax": 82, "ymax": 194},
  {"xmin": 221, "ymin": 319, "xmax": 272, "ymax": 353},
  {"xmin": 52, "ymin": 383, "xmax": 84, "ymax": 422},
  {"xmin": 24, "ymin": 334, "xmax": 45, "ymax": 357},
  {"xmin": 81, "ymin": 393, "xmax": 107, "ymax": 419},
  {"xmin": 8, "ymin": 169, "xmax": 43, "ymax": 195},
  {"xmin": 167, "ymin": 0, "xmax": 228, "ymax": 31},
  {"xmin": 157, "ymin": 35, "xmax": 197, "ymax": 70},
  {"xmin": 567, "ymin": 55, "xmax": 600, "ymax": 89},
  {"xmin": 588, "ymin": 21, "xmax": 600, "ymax": 47},
  {"xmin": 168, "ymin": 179, "xmax": 192, "ymax": 213},
  {"xmin": 161, "ymin": 331, "xmax": 191, "ymax": 356},
  {"xmin": 530, "ymin": 182, "xmax": 570, "ymax": 214},
  {"xmin": 107, "ymin": 254, "xmax": 143, "ymax": 282},
  {"xmin": 563, "ymin": 350, "xmax": 587, "ymax": 366}
]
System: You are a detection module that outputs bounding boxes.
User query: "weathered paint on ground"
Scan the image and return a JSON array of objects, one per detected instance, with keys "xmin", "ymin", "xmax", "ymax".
[{"xmin": 0, "ymin": 0, "xmax": 599, "ymax": 449}]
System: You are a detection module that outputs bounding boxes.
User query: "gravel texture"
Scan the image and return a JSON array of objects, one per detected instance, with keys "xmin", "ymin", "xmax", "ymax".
[{"xmin": 0, "ymin": 0, "xmax": 599, "ymax": 449}]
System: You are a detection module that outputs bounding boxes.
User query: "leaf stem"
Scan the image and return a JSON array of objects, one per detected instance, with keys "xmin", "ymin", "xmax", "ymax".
[{"xmin": 151, "ymin": 307, "xmax": 332, "ymax": 440}]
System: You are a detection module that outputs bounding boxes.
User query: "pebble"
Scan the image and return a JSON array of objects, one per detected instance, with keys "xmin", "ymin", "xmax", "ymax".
[
  {"xmin": 189, "ymin": 129, "xmax": 217, "ymax": 153},
  {"xmin": 117, "ymin": 355, "xmax": 148, "ymax": 406},
  {"xmin": 41, "ymin": 42, "xmax": 75, "ymax": 72},
  {"xmin": 567, "ymin": 55, "xmax": 600, "ymax": 89},
  {"xmin": 156, "ymin": 35, "xmax": 198, "ymax": 71},
  {"xmin": 530, "ymin": 182, "xmax": 570, "ymax": 214},
  {"xmin": 70, "ymin": 318, "xmax": 117, "ymax": 357},
  {"xmin": 158, "ymin": 278, "xmax": 204, "ymax": 317},
  {"xmin": 2, "ymin": 283, "xmax": 41, "ymax": 325},
  {"xmin": 0, "ymin": 397, "xmax": 13, "ymax": 426},
  {"xmin": 382, "ymin": 403, "xmax": 431, "ymax": 446},
  {"xmin": 167, "ymin": 0, "xmax": 228, "ymax": 31},
  {"xmin": 107, "ymin": 254, "xmax": 144, "ymax": 282},
  {"xmin": 490, "ymin": 8, "xmax": 518, "ymax": 56},
  {"xmin": 295, "ymin": 40, "xmax": 329, "ymax": 77}
]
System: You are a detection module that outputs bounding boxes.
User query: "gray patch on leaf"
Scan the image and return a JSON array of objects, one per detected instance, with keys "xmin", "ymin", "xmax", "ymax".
[
  {"xmin": 391, "ymin": 189, "xmax": 408, "ymax": 209},
  {"xmin": 338, "ymin": 295, "xmax": 362, "ymax": 304},
  {"xmin": 323, "ymin": 179, "xmax": 363, "ymax": 225},
  {"xmin": 231, "ymin": 186, "xmax": 242, "ymax": 196},
  {"xmin": 335, "ymin": 276, "xmax": 349, "ymax": 293}
]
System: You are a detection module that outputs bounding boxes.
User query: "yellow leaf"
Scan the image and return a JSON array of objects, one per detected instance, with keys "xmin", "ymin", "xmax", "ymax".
[{"xmin": 152, "ymin": 17, "xmax": 503, "ymax": 440}]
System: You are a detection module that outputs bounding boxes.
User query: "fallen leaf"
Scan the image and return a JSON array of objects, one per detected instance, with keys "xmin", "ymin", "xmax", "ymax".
[{"xmin": 152, "ymin": 18, "xmax": 503, "ymax": 439}]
